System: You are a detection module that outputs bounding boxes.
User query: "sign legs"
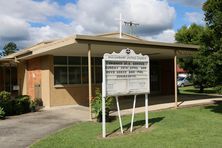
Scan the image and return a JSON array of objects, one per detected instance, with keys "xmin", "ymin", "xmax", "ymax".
[
  {"xmin": 145, "ymin": 94, "xmax": 149, "ymax": 128},
  {"xmin": 102, "ymin": 96, "xmax": 106, "ymax": 138},
  {"xmin": 116, "ymin": 96, "xmax": 123, "ymax": 134},
  {"xmin": 130, "ymin": 95, "xmax": 137, "ymax": 132}
]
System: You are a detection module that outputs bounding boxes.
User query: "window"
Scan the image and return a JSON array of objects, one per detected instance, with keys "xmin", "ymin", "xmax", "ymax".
[
  {"xmin": 95, "ymin": 57, "xmax": 102, "ymax": 83},
  {"xmin": 54, "ymin": 56, "xmax": 102, "ymax": 85}
]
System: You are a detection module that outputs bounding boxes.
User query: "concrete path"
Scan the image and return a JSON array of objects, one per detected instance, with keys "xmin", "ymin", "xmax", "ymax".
[
  {"xmin": 111, "ymin": 95, "xmax": 222, "ymax": 116},
  {"xmin": 0, "ymin": 105, "xmax": 89, "ymax": 148}
]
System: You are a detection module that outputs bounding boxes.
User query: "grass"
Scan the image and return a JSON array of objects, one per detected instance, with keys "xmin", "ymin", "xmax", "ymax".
[
  {"xmin": 31, "ymin": 103, "xmax": 222, "ymax": 148},
  {"xmin": 179, "ymin": 86, "xmax": 219, "ymax": 95}
]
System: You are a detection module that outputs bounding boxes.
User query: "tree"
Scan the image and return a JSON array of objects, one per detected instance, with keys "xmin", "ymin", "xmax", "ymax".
[
  {"xmin": 175, "ymin": 24, "xmax": 204, "ymax": 45},
  {"xmin": 175, "ymin": 0, "xmax": 222, "ymax": 92},
  {"xmin": 0, "ymin": 42, "xmax": 18, "ymax": 56},
  {"xmin": 203, "ymin": 0, "xmax": 222, "ymax": 83},
  {"xmin": 175, "ymin": 24, "xmax": 210, "ymax": 92}
]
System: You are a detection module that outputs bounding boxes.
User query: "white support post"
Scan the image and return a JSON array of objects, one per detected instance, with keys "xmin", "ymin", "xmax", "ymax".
[
  {"xmin": 145, "ymin": 94, "xmax": 149, "ymax": 128},
  {"xmin": 130, "ymin": 95, "xmax": 137, "ymax": 132},
  {"xmin": 102, "ymin": 59, "xmax": 106, "ymax": 138},
  {"xmin": 88, "ymin": 44, "xmax": 92, "ymax": 120},
  {"xmin": 174, "ymin": 50, "xmax": 178, "ymax": 108},
  {"xmin": 116, "ymin": 96, "xmax": 123, "ymax": 134},
  {"xmin": 102, "ymin": 96, "xmax": 106, "ymax": 138}
]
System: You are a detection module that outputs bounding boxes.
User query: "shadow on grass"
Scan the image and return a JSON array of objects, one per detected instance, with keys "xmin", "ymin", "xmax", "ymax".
[
  {"xmin": 182, "ymin": 89, "xmax": 217, "ymax": 94},
  {"xmin": 107, "ymin": 117, "xmax": 164, "ymax": 136},
  {"xmin": 205, "ymin": 100, "xmax": 222, "ymax": 114}
]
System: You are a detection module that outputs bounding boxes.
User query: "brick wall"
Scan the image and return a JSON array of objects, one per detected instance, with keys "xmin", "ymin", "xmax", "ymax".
[{"xmin": 27, "ymin": 58, "xmax": 41, "ymax": 100}]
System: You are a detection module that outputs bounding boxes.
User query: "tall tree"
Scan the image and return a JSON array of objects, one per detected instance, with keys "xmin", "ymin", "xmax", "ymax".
[
  {"xmin": 175, "ymin": 0, "xmax": 222, "ymax": 92},
  {"xmin": 1, "ymin": 42, "xmax": 18, "ymax": 56},
  {"xmin": 203, "ymin": 0, "xmax": 222, "ymax": 83},
  {"xmin": 175, "ymin": 24, "xmax": 211, "ymax": 92}
]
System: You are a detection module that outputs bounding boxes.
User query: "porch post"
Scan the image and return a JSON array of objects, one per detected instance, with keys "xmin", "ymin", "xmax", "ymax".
[
  {"xmin": 174, "ymin": 50, "xmax": 178, "ymax": 108},
  {"xmin": 88, "ymin": 44, "xmax": 92, "ymax": 119}
]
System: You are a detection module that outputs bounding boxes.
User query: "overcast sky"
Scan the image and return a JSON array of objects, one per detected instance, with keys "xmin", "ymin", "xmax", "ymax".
[{"xmin": 0, "ymin": 0, "xmax": 206, "ymax": 50}]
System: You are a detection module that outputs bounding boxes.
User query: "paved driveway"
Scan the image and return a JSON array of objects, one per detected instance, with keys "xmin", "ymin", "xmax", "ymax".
[{"xmin": 0, "ymin": 105, "xmax": 89, "ymax": 148}]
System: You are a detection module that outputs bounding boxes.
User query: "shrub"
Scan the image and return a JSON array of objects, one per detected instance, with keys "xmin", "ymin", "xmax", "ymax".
[
  {"xmin": 0, "ymin": 94, "xmax": 32, "ymax": 116},
  {"xmin": 30, "ymin": 100, "xmax": 37, "ymax": 112},
  {"xmin": 34, "ymin": 98, "xmax": 43, "ymax": 106},
  {"xmin": 0, "ymin": 91, "xmax": 11, "ymax": 101},
  {"xmin": 0, "ymin": 107, "xmax": 5, "ymax": 119},
  {"xmin": 0, "ymin": 99, "xmax": 16, "ymax": 116},
  {"xmin": 15, "ymin": 95, "xmax": 31, "ymax": 114},
  {"xmin": 216, "ymin": 86, "xmax": 222, "ymax": 94},
  {"xmin": 91, "ymin": 88, "xmax": 114, "ymax": 122}
]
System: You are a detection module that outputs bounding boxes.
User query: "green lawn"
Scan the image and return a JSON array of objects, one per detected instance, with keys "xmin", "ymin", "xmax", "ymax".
[
  {"xmin": 31, "ymin": 103, "xmax": 222, "ymax": 148},
  {"xmin": 179, "ymin": 86, "xmax": 219, "ymax": 95}
]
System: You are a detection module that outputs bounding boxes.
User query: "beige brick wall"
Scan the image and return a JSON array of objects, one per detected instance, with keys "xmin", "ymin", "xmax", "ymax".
[{"xmin": 27, "ymin": 58, "xmax": 41, "ymax": 100}]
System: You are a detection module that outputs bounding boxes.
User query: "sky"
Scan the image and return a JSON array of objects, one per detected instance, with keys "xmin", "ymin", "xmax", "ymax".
[{"xmin": 0, "ymin": 0, "xmax": 206, "ymax": 50}]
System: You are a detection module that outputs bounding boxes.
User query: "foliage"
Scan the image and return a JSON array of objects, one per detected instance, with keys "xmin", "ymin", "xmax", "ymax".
[
  {"xmin": 0, "ymin": 91, "xmax": 11, "ymax": 101},
  {"xmin": 30, "ymin": 100, "xmax": 37, "ymax": 112},
  {"xmin": 215, "ymin": 86, "xmax": 222, "ymax": 94},
  {"xmin": 91, "ymin": 88, "xmax": 114, "ymax": 122},
  {"xmin": 176, "ymin": 0, "xmax": 222, "ymax": 92},
  {"xmin": 175, "ymin": 24, "xmax": 204, "ymax": 45},
  {"xmin": 0, "ymin": 91, "xmax": 32, "ymax": 116},
  {"xmin": 34, "ymin": 98, "xmax": 43, "ymax": 106},
  {"xmin": 0, "ymin": 42, "xmax": 18, "ymax": 56},
  {"xmin": 15, "ymin": 95, "xmax": 31, "ymax": 114},
  {"xmin": 175, "ymin": 24, "xmax": 213, "ymax": 92},
  {"xmin": 0, "ymin": 107, "xmax": 6, "ymax": 119}
]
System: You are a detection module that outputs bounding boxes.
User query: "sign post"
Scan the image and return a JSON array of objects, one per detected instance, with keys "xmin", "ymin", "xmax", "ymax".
[{"xmin": 102, "ymin": 48, "xmax": 150, "ymax": 137}]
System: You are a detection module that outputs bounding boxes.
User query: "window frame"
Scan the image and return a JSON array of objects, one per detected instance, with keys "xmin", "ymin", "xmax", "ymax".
[{"xmin": 53, "ymin": 56, "xmax": 102, "ymax": 86}]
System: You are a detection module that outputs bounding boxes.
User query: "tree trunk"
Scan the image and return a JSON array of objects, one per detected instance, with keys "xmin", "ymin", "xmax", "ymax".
[{"xmin": 199, "ymin": 84, "xmax": 204, "ymax": 93}]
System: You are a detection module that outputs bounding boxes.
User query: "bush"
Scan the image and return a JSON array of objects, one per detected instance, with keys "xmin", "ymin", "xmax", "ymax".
[
  {"xmin": 216, "ymin": 86, "xmax": 222, "ymax": 94},
  {"xmin": 0, "ymin": 107, "xmax": 5, "ymax": 119},
  {"xmin": 15, "ymin": 95, "xmax": 31, "ymax": 114},
  {"xmin": 30, "ymin": 100, "xmax": 37, "ymax": 112},
  {"xmin": 0, "ymin": 99, "xmax": 15, "ymax": 116},
  {"xmin": 91, "ymin": 88, "xmax": 114, "ymax": 122},
  {"xmin": 0, "ymin": 92, "xmax": 32, "ymax": 116},
  {"xmin": 0, "ymin": 91, "xmax": 11, "ymax": 101},
  {"xmin": 34, "ymin": 98, "xmax": 43, "ymax": 106}
]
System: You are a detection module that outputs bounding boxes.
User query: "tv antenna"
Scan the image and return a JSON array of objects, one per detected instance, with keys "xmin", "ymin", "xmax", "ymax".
[
  {"xmin": 116, "ymin": 14, "xmax": 139, "ymax": 38},
  {"xmin": 124, "ymin": 21, "xmax": 139, "ymax": 35}
]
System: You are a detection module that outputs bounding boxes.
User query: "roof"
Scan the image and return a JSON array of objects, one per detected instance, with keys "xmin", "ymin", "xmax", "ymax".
[{"xmin": 0, "ymin": 32, "xmax": 199, "ymax": 61}]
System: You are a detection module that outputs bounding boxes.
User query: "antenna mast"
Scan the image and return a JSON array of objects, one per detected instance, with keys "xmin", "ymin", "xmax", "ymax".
[
  {"xmin": 119, "ymin": 13, "xmax": 123, "ymax": 38},
  {"xmin": 124, "ymin": 21, "xmax": 139, "ymax": 35}
]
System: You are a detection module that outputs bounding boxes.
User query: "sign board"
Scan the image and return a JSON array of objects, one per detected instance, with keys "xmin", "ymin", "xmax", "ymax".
[
  {"xmin": 102, "ymin": 48, "xmax": 150, "ymax": 97},
  {"xmin": 13, "ymin": 85, "xmax": 19, "ymax": 91},
  {"xmin": 101, "ymin": 48, "xmax": 150, "ymax": 138}
]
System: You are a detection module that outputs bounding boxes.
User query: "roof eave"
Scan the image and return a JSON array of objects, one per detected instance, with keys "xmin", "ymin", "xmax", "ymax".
[{"xmin": 75, "ymin": 34, "xmax": 199, "ymax": 50}]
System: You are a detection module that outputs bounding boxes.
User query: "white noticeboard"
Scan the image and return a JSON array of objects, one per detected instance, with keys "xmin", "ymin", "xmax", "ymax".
[
  {"xmin": 102, "ymin": 48, "xmax": 150, "ymax": 138},
  {"xmin": 103, "ymin": 48, "xmax": 150, "ymax": 97}
]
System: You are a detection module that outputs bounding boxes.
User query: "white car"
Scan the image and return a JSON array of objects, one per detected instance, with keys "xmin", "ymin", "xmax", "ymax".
[{"xmin": 177, "ymin": 77, "xmax": 192, "ymax": 87}]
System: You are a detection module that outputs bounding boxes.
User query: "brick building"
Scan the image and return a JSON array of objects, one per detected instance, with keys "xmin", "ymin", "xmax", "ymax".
[{"xmin": 0, "ymin": 32, "xmax": 198, "ymax": 107}]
